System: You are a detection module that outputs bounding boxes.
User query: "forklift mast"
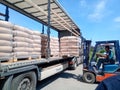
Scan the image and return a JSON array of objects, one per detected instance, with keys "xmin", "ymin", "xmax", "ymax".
[{"xmin": 83, "ymin": 40, "xmax": 91, "ymax": 69}]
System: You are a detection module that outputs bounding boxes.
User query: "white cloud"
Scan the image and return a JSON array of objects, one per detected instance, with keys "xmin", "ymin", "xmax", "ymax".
[
  {"xmin": 80, "ymin": 0, "xmax": 87, "ymax": 8},
  {"xmin": 88, "ymin": 0, "xmax": 107, "ymax": 22},
  {"xmin": 114, "ymin": 17, "xmax": 120, "ymax": 22}
]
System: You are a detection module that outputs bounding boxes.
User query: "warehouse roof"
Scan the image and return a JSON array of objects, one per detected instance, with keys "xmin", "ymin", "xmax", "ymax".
[{"xmin": 0, "ymin": 0, "xmax": 80, "ymax": 36}]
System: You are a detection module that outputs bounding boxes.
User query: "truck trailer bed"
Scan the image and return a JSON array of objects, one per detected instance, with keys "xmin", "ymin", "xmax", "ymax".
[{"xmin": 0, "ymin": 57, "xmax": 73, "ymax": 77}]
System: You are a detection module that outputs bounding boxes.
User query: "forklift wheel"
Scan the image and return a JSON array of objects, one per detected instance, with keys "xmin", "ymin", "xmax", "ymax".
[{"xmin": 83, "ymin": 72, "xmax": 95, "ymax": 83}]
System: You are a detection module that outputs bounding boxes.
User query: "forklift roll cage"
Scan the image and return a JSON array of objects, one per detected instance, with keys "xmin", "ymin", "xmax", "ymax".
[{"xmin": 90, "ymin": 40, "xmax": 120, "ymax": 64}]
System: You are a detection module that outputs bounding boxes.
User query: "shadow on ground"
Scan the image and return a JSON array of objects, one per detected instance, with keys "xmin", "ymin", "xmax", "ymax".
[
  {"xmin": 36, "ymin": 71, "xmax": 82, "ymax": 90},
  {"xmin": 36, "ymin": 70, "xmax": 98, "ymax": 90}
]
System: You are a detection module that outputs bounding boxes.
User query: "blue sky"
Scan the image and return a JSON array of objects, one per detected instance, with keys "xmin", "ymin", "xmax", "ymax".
[
  {"xmin": 58, "ymin": 0, "xmax": 120, "ymax": 45},
  {"xmin": 0, "ymin": 0, "xmax": 120, "ymax": 45}
]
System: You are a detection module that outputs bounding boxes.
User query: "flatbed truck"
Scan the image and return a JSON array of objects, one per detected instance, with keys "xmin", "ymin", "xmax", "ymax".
[
  {"xmin": 0, "ymin": 0, "xmax": 82, "ymax": 90},
  {"xmin": 0, "ymin": 56, "xmax": 79, "ymax": 90}
]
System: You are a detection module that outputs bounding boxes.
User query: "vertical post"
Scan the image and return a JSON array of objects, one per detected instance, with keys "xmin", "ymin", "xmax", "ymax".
[
  {"xmin": 5, "ymin": 6, "xmax": 9, "ymax": 21},
  {"xmin": 71, "ymin": 24, "xmax": 73, "ymax": 36},
  {"xmin": 46, "ymin": 0, "xmax": 51, "ymax": 59},
  {"xmin": 42, "ymin": 24, "xmax": 44, "ymax": 34},
  {"xmin": 58, "ymin": 31, "xmax": 60, "ymax": 57}
]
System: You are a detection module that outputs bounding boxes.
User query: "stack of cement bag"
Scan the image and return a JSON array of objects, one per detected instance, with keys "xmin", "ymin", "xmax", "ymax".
[
  {"xmin": 0, "ymin": 20, "xmax": 42, "ymax": 61},
  {"xmin": 41, "ymin": 34, "xmax": 47, "ymax": 57},
  {"xmin": 31, "ymin": 31, "xmax": 41, "ymax": 58},
  {"xmin": 50, "ymin": 37, "xmax": 59, "ymax": 57},
  {"xmin": 13, "ymin": 25, "xmax": 32, "ymax": 59},
  {"xmin": 0, "ymin": 21, "xmax": 14, "ymax": 61},
  {"xmin": 60, "ymin": 36, "xmax": 81, "ymax": 56},
  {"xmin": 41, "ymin": 34, "xmax": 60, "ymax": 57}
]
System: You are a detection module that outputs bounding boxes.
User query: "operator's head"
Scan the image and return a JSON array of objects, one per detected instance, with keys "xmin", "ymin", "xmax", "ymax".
[{"xmin": 105, "ymin": 45, "xmax": 110, "ymax": 51}]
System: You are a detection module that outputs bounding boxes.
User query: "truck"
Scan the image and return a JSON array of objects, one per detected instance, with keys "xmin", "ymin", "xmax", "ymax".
[{"xmin": 0, "ymin": 0, "xmax": 83, "ymax": 90}]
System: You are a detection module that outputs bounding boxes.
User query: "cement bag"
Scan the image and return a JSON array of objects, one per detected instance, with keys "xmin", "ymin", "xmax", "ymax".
[
  {"xmin": 41, "ymin": 40, "xmax": 47, "ymax": 45},
  {"xmin": 50, "ymin": 37, "xmax": 58, "ymax": 42},
  {"xmin": 60, "ymin": 46, "xmax": 69, "ymax": 49},
  {"xmin": 0, "ymin": 20, "xmax": 14, "ymax": 28},
  {"xmin": 25, "ymin": 38, "xmax": 32, "ymax": 43},
  {"xmin": 68, "ymin": 42, "xmax": 79, "ymax": 46},
  {"xmin": 0, "ymin": 46, "xmax": 12, "ymax": 52},
  {"xmin": 60, "ymin": 49, "xmax": 68, "ymax": 52},
  {"xmin": 14, "ymin": 52, "xmax": 29, "ymax": 56},
  {"xmin": 69, "ymin": 46, "xmax": 79, "ymax": 49},
  {"xmin": 41, "ymin": 34, "xmax": 47, "ymax": 39},
  {"xmin": 70, "ymin": 39, "xmax": 79, "ymax": 42},
  {"xmin": 67, "ymin": 36, "xmax": 78, "ymax": 39},
  {"xmin": 13, "ymin": 41, "xmax": 29, "ymax": 47},
  {"xmin": 33, "ymin": 31, "xmax": 41, "ymax": 36},
  {"xmin": 0, "ymin": 33, "xmax": 13, "ymax": 40},
  {"xmin": 28, "ymin": 48, "xmax": 33, "ymax": 52},
  {"xmin": 0, "ymin": 27, "xmax": 13, "ymax": 34},
  {"xmin": 33, "ymin": 47, "xmax": 41, "ymax": 52},
  {"xmin": 32, "ymin": 35, "xmax": 41, "ymax": 39},
  {"xmin": 13, "ymin": 47, "xmax": 30, "ymax": 52},
  {"xmin": 60, "ymin": 37, "xmax": 68, "ymax": 40},
  {"xmin": 31, "ymin": 52, "xmax": 41, "ymax": 55},
  {"xmin": 14, "ymin": 36, "xmax": 26, "ymax": 42},
  {"xmin": 60, "ymin": 42, "xmax": 68, "ymax": 46},
  {"xmin": 0, "ymin": 52, "xmax": 13, "ymax": 60},
  {"xmin": 13, "ymin": 30, "xmax": 29, "ymax": 38},
  {"xmin": 24, "ymin": 28, "xmax": 33, "ymax": 35},
  {"xmin": 14, "ymin": 36, "xmax": 32, "ymax": 43},
  {"xmin": 13, "ymin": 25, "xmax": 24, "ymax": 31},
  {"xmin": 33, "ymin": 40, "xmax": 41, "ymax": 44},
  {"xmin": 51, "ymin": 49, "xmax": 59, "ymax": 52},
  {"xmin": 32, "ymin": 44, "xmax": 41, "ymax": 48},
  {"xmin": 0, "ymin": 40, "xmax": 12, "ymax": 46},
  {"xmin": 14, "ymin": 25, "xmax": 33, "ymax": 34},
  {"xmin": 60, "ymin": 40, "xmax": 69, "ymax": 43}
]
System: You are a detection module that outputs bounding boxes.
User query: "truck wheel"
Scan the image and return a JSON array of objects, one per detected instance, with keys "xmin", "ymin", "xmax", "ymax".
[
  {"xmin": 11, "ymin": 71, "xmax": 36, "ymax": 90},
  {"xmin": 83, "ymin": 72, "xmax": 95, "ymax": 83},
  {"xmin": 2, "ymin": 76, "xmax": 13, "ymax": 90},
  {"xmin": 72, "ymin": 62, "xmax": 77, "ymax": 70}
]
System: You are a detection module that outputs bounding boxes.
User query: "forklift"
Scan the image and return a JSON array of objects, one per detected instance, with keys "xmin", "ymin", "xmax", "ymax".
[{"xmin": 82, "ymin": 40, "xmax": 120, "ymax": 83}]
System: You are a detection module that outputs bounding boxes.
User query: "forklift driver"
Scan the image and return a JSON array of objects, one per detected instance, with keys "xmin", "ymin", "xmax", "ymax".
[{"xmin": 96, "ymin": 45, "xmax": 114, "ymax": 69}]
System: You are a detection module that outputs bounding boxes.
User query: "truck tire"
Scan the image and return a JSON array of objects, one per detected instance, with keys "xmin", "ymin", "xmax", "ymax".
[
  {"xmin": 72, "ymin": 62, "xmax": 77, "ymax": 70},
  {"xmin": 83, "ymin": 72, "xmax": 95, "ymax": 83},
  {"xmin": 2, "ymin": 75, "xmax": 13, "ymax": 90},
  {"xmin": 11, "ymin": 71, "xmax": 36, "ymax": 90}
]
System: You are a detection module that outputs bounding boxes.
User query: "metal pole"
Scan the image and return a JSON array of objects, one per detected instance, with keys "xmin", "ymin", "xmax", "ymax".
[
  {"xmin": 71, "ymin": 24, "xmax": 73, "ymax": 36},
  {"xmin": 5, "ymin": 6, "xmax": 9, "ymax": 21},
  {"xmin": 47, "ymin": 0, "xmax": 51, "ymax": 59},
  {"xmin": 58, "ymin": 31, "xmax": 60, "ymax": 57},
  {"xmin": 42, "ymin": 24, "xmax": 44, "ymax": 34}
]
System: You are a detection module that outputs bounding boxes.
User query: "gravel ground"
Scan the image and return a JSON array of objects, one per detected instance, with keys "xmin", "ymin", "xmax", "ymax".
[{"xmin": 37, "ymin": 64, "xmax": 98, "ymax": 90}]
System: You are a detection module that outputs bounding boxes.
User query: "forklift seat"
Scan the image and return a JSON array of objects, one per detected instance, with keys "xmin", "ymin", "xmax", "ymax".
[
  {"xmin": 103, "ymin": 64, "xmax": 118, "ymax": 73},
  {"xmin": 103, "ymin": 59, "xmax": 115, "ymax": 65}
]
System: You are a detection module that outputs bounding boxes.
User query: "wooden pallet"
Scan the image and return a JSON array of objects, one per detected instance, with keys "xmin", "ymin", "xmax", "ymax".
[
  {"xmin": 13, "ymin": 56, "xmax": 31, "ymax": 62},
  {"xmin": 0, "ymin": 56, "xmax": 42, "ymax": 63},
  {"xmin": 13, "ymin": 55, "xmax": 41, "ymax": 62},
  {"xmin": 50, "ymin": 54, "xmax": 59, "ymax": 57},
  {"xmin": 30, "ymin": 55, "xmax": 41, "ymax": 60},
  {"xmin": 0, "ymin": 57, "xmax": 14, "ymax": 63}
]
